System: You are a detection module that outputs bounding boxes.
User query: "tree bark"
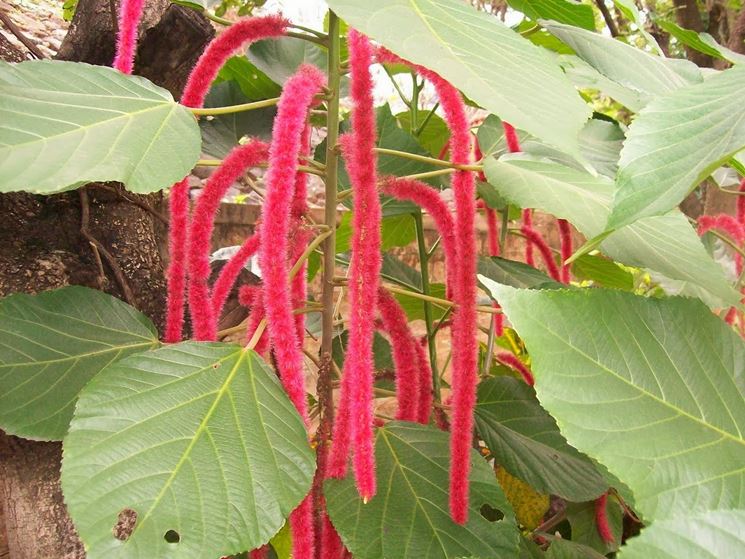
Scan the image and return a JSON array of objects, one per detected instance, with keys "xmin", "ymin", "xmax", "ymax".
[
  {"xmin": 0, "ymin": 1, "xmax": 213, "ymax": 557},
  {"xmin": 672, "ymin": 0, "xmax": 715, "ymax": 67}
]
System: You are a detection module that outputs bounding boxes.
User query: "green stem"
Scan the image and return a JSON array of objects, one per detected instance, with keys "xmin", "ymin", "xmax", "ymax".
[
  {"xmin": 410, "ymin": 72, "xmax": 420, "ymax": 133},
  {"xmin": 373, "ymin": 147, "xmax": 481, "ymax": 171},
  {"xmin": 289, "ymin": 23, "xmax": 328, "ymax": 39},
  {"xmin": 189, "ymin": 97, "xmax": 280, "ymax": 116},
  {"xmin": 414, "ymin": 211, "xmax": 441, "ymax": 402},
  {"xmin": 203, "ymin": 10, "xmax": 232, "ymax": 26},
  {"xmin": 383, "ymin": 65, "xmax": 411, "ymax": 107},
  {"xmin": 286, "ymin": 30, "xmax": 328, "ymax": 46},
  {"xmin": 414, "ymin": 102, "xmax": 440, "ymax": 136},
  {"xmin": 499, "ymin": 207, "xmax": 509, "ymax": 254}
]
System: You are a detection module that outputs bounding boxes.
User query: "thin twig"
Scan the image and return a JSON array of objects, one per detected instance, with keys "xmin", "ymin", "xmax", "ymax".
[
  {"xmin": 99, "ymin": 184, "xmax": 169, "ymax": 224},
  {"xmin": 0, "ymin": 11, "xmax": 45, "ymax": 58},
  {"xmin": 594, "ymin": 0, "xmax": 620, "ymax": 37},
  {"xmin": 79, "ymin": 188, "xmax": 136, "ymax": 306}
]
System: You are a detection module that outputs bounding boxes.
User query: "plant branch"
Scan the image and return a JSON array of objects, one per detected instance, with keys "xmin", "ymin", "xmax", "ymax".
[
  {"xmin": 594, "ymin": 0, "xmax": 619, "ymax": 37},
  {"xmin": 189, "ymin": 97, "xmax": 280, "ymax": 116},
  {"xmin": 0, "ymin": 11, "xmax": 45, "ymax": 58},
  {"xmin": 373, "ymin": 147, "xmax": 482, "ymax": 171}
]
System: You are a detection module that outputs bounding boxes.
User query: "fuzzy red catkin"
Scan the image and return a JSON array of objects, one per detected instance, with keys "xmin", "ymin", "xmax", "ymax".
[
  {"xmin": 557, "ymin": 219, "xmax": 572, "ymax": 284},
  {"xmin": 243, "ymin": 287, "xmax": 269, "ymax": 355},
  {"xmin": 321, "ymin": 510, "xmax": 346, "ymax": 559},
  {"xmin": 165, "ymin": 178, "xmax": 190, "ymax": 343},
  {"xmin": 382, "ymin": 176, "xmax": 457, "ymax": 297},
  {"xmin": 697, "ymin": 214, "xmax": 745, "ymax": 275},
  {"xmin": 495, "ymin": 352, "xmax": 535, "ymax": 386},
  {"xmin": 521, "ymin": 208, "xmax": 535, "ymax": 267},
  {"xmin": 112, "ymin": 0, "xmax": 145, "ymax": 75},
  {"xmin": 521, "ymin": 226, "xmax": 562, "ymax": 282},
  {"xmin": 290, "ymin": 125, "xmax": 312, "ymax": 342},
  {"xmin": 260, "ymin": 64, "xmax": 325, "ymax": 423},
  {"xmin": 473, "ymin": 137, "xmax": 487, "ymax": 183},
  {"xmin": 377, "ymin": 288, "xmax": 421, "ymax": 422},
  {"xmin": 180, "ymin": 15, "xmax": 288, "ymax": 108},
  {"xmin": 327, "ymin": 31, "xmax": 381, "ymax": 503},
  {"xmin": 595, "ymin": 492, "xmax": 615, "ymax": 544},
  {"xmin": 738, "ymin": 178, "xmax": 745, "ymax": 227},
  {"xmin": 502, "ymin": 121, "xmax": 521, "ymax": 154},
  {"xmin": 188, "ymin": 140, "xmax": 268, "ymax": 341},
  {"xmin": 502, "ymin": 123, "xmax": 537, "ymax": 268},
  {"xmin": 248, "ymin": 546, "xmax": 269, "ymax": 559},
  {"xmin": 478, "ymin": 200, "xmax": 505, "ymax": 337},
  {"xmin": 164, "ymin": 15, "xmax": 287, "ymax": 343},
  {"xmin": 210, "ymin": 233, "xmax": 261, "ymax": 318},
  {"xmin": 289, "ymin": 495, "xmax": 315, "ymax": 559},
  {"xmin": 413, "ymin": 335, "xmax": 434, "ymax": 424}
]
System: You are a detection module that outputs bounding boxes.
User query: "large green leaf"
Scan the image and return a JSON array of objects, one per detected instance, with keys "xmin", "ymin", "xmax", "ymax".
[
  {"xmin": 542, "ymin": 21, "xmax": 701, "ymax": 102},
  {"xmin": 325, "ymin": 0, "xmax": 590, "ymax": 155},
  {"xmin": 474, "ymin": 376, "xmax": 607, "ymax": 501},
  {"xmin": 62, "ymin": 342, "xmax": 315, "ymax": 558},
  {"xmin": 572, "ymin": 254, "xmax": 634, "ymax": 291},
  {"xmin": 608, "ymin": 65, "xmax": 745, "ymax": 229},
  {"xmin": 0, "ymin": 286, "xmax": 158, "ymax": 441},
  {"xmin": 493, "ymin": 286, "xmax": 745, "ymax": 522},
  {"xmin": 478, "ymin": 256, "xmax": 562, "ymax": 291},
  {"xmin": 621, "ymin": 509, "xmax": 745, "ymax": 559},
  {"xmin": 325, "ymin": 422, "xmax": 521, "ymax": 559},
  {"xmin": 214, "ymin": 55, "xmax": 282, "ymax": 101},
  {"xmin": 483, "ymin": 157, "xmax": 740, "ymax": 307},
  {"xmin": 0, "ymin": 60, "xmax": 200, "ymax": 194},
  {"xmin": 546, "ymin": 539, "xmax": 606, "ymax": 559},
  {"xmin": 507, "ymin": 0, "xmax": 595, "ymax": 30}
]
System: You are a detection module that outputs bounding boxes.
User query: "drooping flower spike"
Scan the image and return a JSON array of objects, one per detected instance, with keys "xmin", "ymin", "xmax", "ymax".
[
  {"xmin": 112, "ymin": 0, "xmax": 145, "ymax": 75},
  {"xmin": 697, "ymin": 213, "xmax": 745, "ymax": 275},
  {"xmin": 327, "ymin": 30, "xmax": 382, "ymax": 503},
  {"xmin": 290, "ymin": 125, "xmax": 313, "ymax": 342},
  {"xmin": 188, "ymin": 140, "xmax": 269, "ymax": 341},
  {"xmin": 495, "ymin": 352, "xmax": 535, "ymax": 386},
  {"xmin": 164, "ymin": 15, "xmax": 289, "ymax": 343},
  {"xmin": 377, "ymin": 46, "xmax": 478, "ymax": 524},
  {"xmin": 210, "ymin": 233, "xmax": 261, "ymax": 318},
  {"xmin": 413, "ymin": 335, "xmax": 434, "ymax": 424},
  {"xmin": 557, "ymin": 219, "xmax": 572, "ymax": 284},
  {"xmin": 382, "ymin": 176, "xmax": 457, "ymax": 298},
  {"xmin": 522, "ymin": 208, "xmax": 535, "ymax": 266},
  {"xmin": 377, "ymin": 288, "xmax": 421, "ymax": 422},
  {"xmin": 521, "ymin": 226, "xmax": 562, "ymax": 282},
  {"xmin": 595, "ymin": 492, "xmax": 615, "ymax": 544}
]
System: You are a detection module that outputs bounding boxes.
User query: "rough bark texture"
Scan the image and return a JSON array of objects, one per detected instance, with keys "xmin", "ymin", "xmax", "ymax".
[{"xmin": 0, "ymin": 1, "xmax": 214, "ymax": 557}]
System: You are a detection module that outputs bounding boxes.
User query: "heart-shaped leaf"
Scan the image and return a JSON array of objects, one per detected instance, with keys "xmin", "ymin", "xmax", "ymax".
[
  {"xmin": 62, "ymin": 342, "xmax": 315, "ymax": 558},
  {"xmin": 0, "ymin": 286, "xmax": 158, "ymax": 440},
  {"xmin": 0, "ymin": 60, "xmax": 200, "ymax": 194}
]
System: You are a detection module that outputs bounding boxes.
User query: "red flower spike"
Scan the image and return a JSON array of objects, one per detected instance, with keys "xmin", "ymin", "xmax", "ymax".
[
  {"xmin": 495, "ymin": 352, "xmax": 535, "ymax": 386},
  {"xmin": 521, "ymin": 226, "xmax": 562, "ymax": 282},
  {"xmin": 738, "ymin": 178, "xmax": 745, "ymax": 227},
  {"xmin": 377, "ymin": 288, "xmax": 421, "ymax": 422},
  {"xmin": 521, "ymin": 208, "xmax": 535, "ymax": 267},
  {"xmin": 339, "ymin": 29, "xmax": 382, "ymax": 503},
  {"xmin": 413, "ymin": 335, "xmax": 434, "ymax": 424},
  {"xmin": 180, "ymin": 15, "xmax": 288, "ymax": 108},
  {"xmin": 327, "ymin": 373, "xmax": 353, "ymax": 478},
  {"xmin": 595, "ymin": 492, "xmax": 615, "ymax": 544},
  {"xmin": 211, "ymin": 233, "xmax": 261, "ymax": 319},
  {"xmin": 248, "ymin": 546, "xmax": 269, "ymax": 559},
  {"xmin": 260, "ymin": 64, "xmax": 325, "ymax": 424},
  {"xmin": 557, "ymin": 219, "xmax": 572, "ymax": 284},
  {"xmin": 697, "ymin": 213, "xmax": 745, "ymax": 275},
  {"xmin": 473, "ymin": 137, "xmax": 487, "ymax": 183},
  {"xmin": 485, "ymin": 207, "xmax": 500, "ymax": 257},
  {"xmin": 165, "ymin": 178, "xmax": 190, "ymax": 343},
  {"xmin": 188, "ymin": 140, "xmax": 269, "ymax": 341},
  {"xmin": 382, "ymin": 176, "xmax": 457, "ymax": 298},
  {"xmin": 321, "ymin": 511, "xmax": 346, "ymax": 559},
  {"xmin": 289, "ymin": 495, "xmax": 315, "ymax": 559},
  {"xmin": 290, "ymin": 125, "xmax": 312, "ymax": 342},
  {"xmin": 502, "ymin": 122, "xmax": 521, "ymax": 154},
  {"xmin": 243, "ymin": 287, "xmax": 269, "ymax": 354},
  {"xmin": 112, "ymin": 0, "xmax": 145, "ymax": 75}
]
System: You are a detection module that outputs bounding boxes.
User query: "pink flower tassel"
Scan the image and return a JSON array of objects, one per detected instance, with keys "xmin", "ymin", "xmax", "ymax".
[
  {"xmin": 180, "ymin": 15, "xmax": 288, "ymax": 108},
  {"xmin": 595, "ymin": 492, "xmax": 615, "ymax": 544},
  {"xmin": 112, "ymin": 0, "xmax": 145, "ymax": 75},
  {"xmin": 248, "ymin": 546, "xmax": 269, "ymax": 559},
  {"xmin": 502, "ymin": 121, "xmax": 521, "ymax": 154},
  {"xmin": 290, "ymin": 125, "xmax": 313, "ymax": 342},
  {"xmin": 328, "ymin": 30, "xmax": 381, "ymax": 503},
  {"xmin": 377, "ymin": 288, "xmax": 420, "ymax": 422},
  {"xmin": 737, "ymin": 178, "xmax": 745, "ymax": 227},
  {"xmin": 485, "ymin": 206, "xmax": 500, "ymax": 257},
  {"xmin": 521, "ymin": 209, "xmax": 535, "ymax": 267},
  {"xmin": 188, "ymin": 140, "xmax": 268, "ymax": 341},
  {"xmin": 165, "ymin": 178, "xmax": 190, "ymax": 343},
  {"xmin": 289, "ymin": 495, "xmax": 315, "ymax": 559},
  {"xmin": 495, "ymin": 352, "xmax": 534, "ymax": 386},
  {"xmin": 697, "ymin": 214, "xmax": 745, "ymax": 275},
  {"xmin": 413, "ymin": 337, "xmax": 433, "ymax": 424},
  {"xmin": 521, "ymin": 226, "xmax": 562, "ymax": 282},
  {"xmin": 210, "ymin": 233, "xmax": 261, "ymax": 319},
  {"xmin": 241, "ymin": 286, "xmax": 270, "ymax": 355},
  {"xmin": 557, "ymin": 219, "xmax": 572, "ymax": 284}
]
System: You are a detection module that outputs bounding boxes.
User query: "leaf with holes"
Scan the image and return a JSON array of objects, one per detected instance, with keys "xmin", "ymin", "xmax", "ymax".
[
  {"xmin": 0, "ymin": 286, "xmax": 158, "ymax": 441},
  {"xmin": 61, "ymin": 341, "xmax": 315, "ymax": 559},
  {"xmin": 608, "ymin": 65, "xmax": 745, "ymax": 229},
  {"xmin": 325, "ymin": 422, "xmax": 521, "ymax": 559},
  {"xmin": 0, "ymin": 60, "xmax": 200, "ymax": 194},
  {"xmin": 494, "ymin": 286, "xmax": 745, "ymax": 522},
  {"xmin": 474, "ymin": 376, "xmax": 607, "ymax": 501},
  {"xmin": 325, "ymin": 0, "xmax": 589, "ymax": 155},
  {"xmin": 483, "ymin": 157, "xmax": 740, "ymax": 307}
]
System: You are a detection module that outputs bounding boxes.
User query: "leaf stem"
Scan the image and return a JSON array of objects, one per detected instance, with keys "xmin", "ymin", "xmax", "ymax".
[
  {"xmin": 373, "ymin": 147, "xmax": 482, "ymax": 171},
  {"xmin": 189, "ymin": 97, "xmax": 280, "ymax": 116}
]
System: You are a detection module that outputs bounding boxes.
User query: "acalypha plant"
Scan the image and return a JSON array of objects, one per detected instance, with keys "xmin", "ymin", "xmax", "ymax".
[{"xmin": 0, "ymin": 0, "xmax": 744, "ymax": 558}]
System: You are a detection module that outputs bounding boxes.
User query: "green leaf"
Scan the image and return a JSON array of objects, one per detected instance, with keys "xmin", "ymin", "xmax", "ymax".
[
  {"xmin": 325, "ymin": 0, "xmax": 590, "ymax": 155},
  {"xmin": 325, "ymin": 422, "xmax": 520, "ymax": 559},
  {"xmin": 482, "ymin": 157, "xmax": 740, "ymax": 307},
  {"xmin": 566, "ymin": 500, "xmax": 623, "ymax": 554},
  {"xmin": 335, "ymin": 212, "xmax": 416, "ymax": 253},
  {"xmin": 0, "ymin": 60, "xmax": 200, "ymax": 194},
  {"xmin": 214, "ymin": 55, "xmax": 282, "ymax": 101},
  {"xmin": 474, "ymin": 377, "xmax": 607, "ymax": 501},
  {"xmin": 608, "ymin": 65, "xmax": 745, "ymax": 229},
  {"xmin": 572, "ymin": 254, "xmax": 634, "ymax": 290},
  {"xmin": 656, "ymin": 19, "xmax": 725, "ymax": 60},
  {"xmin": 380, "ymin": 253, "xmax": 422, "ymax": 291},
  {"xmin": 507, "ymin": 0, "xmax": 595, "ymax": 30},
  {"xmin": 199, "ymin": 81, "xmax": 276, "ymax": 158},
  {"xmin": 333, "ymin": 330, "xmax": 394, "ymax": 374},
  {"xmin": 542, "ymin": 21, "xmax": 702, "ymax": 102},
  {"xmin": 621, "ymin": 509, "xmax": 745, "ymax": 559},
  {"xmin": 62, "ymin": 341, "xmax": 315, "ymax": 558},
  {"xmin": 478, "ymin": 257, "xmax": 562, "ymax": 291},
  {"xmin": 396, "ymin": 110, "xmax": 450, "ymax": 157},
  {"xmin": 546, "ymin": 539, "xmax": 607, "ymax": 559},
  {"xmin": 494, "ymin": 286, "xmax": 745, "ymax": 521},
  {"xmin": 0, "ymin": 286, "xmax": 158, "ymax": 440}
]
